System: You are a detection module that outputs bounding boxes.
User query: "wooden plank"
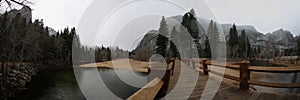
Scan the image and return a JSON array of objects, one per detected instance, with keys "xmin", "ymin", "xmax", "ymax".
[
  {"xmin": 249, "ymin": 80, "xmax": 300, "ymax": 88},
  {"xmin": 248, "ymin": 66, "xmax": 300, "ymax": 73},
  {"xmin": 257, "ymin": 93, "xmax": 277, "ymax": 100},
  {"xmin": 209, "ymin": 70, "xmax": 240, "ymax": 82},
  {"xmin": 206, "ymin": 62, "xmax": 240, "ymax": 70},
  {"xmin": 127, "ymin": 77, "xmax": 164, "ymax": 100},
  {"xmin": 184, "ymin": 59, "xmax": 300, "ymax": 73},
  {"xmin": 245, "ymin": 91, "xmax": 262, "ymax": 100}
]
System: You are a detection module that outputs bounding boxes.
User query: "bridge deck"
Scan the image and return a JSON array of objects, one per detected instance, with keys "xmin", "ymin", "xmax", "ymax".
[{"xmin": 167, "ymin": 60, "xmax": 300, "ymax": 100}]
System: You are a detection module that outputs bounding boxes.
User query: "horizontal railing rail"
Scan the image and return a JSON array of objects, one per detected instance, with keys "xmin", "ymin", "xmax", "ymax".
[{"xmin": 180, "ymin": 58, "xmax": 300, "ymax": 91}]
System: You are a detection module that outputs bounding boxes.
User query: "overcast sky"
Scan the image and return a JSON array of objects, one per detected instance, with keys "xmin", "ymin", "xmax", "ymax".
[
  {"xmin": 32, "ymin": 0, "xmax": 300, "ymax": 35},
  {"xmin": 30, "ymin": 0, "xmax": 300, "ymax": 49}
]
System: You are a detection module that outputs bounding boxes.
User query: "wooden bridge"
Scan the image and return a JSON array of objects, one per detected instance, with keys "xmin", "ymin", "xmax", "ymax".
[{"xmin": 128, "ymin": 58, "xmax": 300, "ymax": 100}]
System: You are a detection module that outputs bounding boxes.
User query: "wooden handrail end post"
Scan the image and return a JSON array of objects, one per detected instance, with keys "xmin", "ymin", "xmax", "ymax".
[
  {"xmin": 202, "ymin": 60, "xmax": 208, "ymax": 75},
  {"xmin": 239, "ymin": 61, "xmax": 250, "ymax": 91}
]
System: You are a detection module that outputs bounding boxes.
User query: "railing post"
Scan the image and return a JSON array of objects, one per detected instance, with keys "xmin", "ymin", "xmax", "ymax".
[
  {"xmin": 192, "ymin": 60, "xmax": 195, "ymax": 68},
  {"xmin": 202, "ymin": 60, "xmax": 208, "ymax": 75},
  {"xmin": 171, "ymin": 60, "xmax": 175, "ymax": 75},
  {"xmin": 239, "ymin": 61, "xmax": 250, "ymax": 91},
  {"xmin": 152, "ymin": 61, "xmax": 172, "ymax": 98}
]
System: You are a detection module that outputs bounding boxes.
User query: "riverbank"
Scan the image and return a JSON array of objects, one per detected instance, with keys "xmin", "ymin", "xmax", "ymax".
[{"xmin": 0, "ymin": 64, "xmax": 44, "ymax": 99}]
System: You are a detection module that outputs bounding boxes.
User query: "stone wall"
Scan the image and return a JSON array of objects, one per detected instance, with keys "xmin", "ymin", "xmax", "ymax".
[{"xmin": 0, "ymin": 64, "xmax": 44, "ymax": 99}]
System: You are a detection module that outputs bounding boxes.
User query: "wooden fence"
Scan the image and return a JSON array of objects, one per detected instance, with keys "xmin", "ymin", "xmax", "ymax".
[
  {"xmin": 181, "ymin": 59, "xmax": 300, "ymax": 91},
  {"xmin": 127, "ymin": 59, "xmax": 176, "ymax": 99}
]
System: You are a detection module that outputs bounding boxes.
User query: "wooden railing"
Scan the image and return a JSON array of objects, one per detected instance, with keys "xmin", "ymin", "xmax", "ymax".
[
  {"xmin": 181, "ymin": 58, "xmax": 300, "ymax": 91},
  {"xmin": 128, "ymin": 59, "xmax": 176, "ymax": 99},
  {"xmin": 127, "ymin": 77, "xmax": 164, "ymax": 100}
]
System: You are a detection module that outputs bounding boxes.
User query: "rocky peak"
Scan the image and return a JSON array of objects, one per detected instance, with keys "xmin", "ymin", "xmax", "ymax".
[
  {"xmin": 48, "ymin": 27, "xmax": 57, "ymax": 35},
  {"xmin": 265, "ymin": 29, "xmax": 295, "ymax": 47},
  {"xmin": 134, "ymin": 30, "xmax": 158, "ymax": 52},
  {"xmin": 7, "ymin": 6, "xmax": 32, "ymax": 22}
]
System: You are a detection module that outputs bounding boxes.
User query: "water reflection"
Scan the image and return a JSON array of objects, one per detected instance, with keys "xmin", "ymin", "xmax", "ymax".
[
  {"xmin": 74, "ymin": 67, "xmax": 148, "ymax": 99},
  {"xmin": 15, "ymin": 67, "xmax": 147, "ymax": 100}
]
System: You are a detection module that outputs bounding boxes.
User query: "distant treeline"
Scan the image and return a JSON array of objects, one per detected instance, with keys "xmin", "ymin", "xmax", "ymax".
[
  {"xmin": 94, "ymin": 46, "xmax": 130, "ymax": 62},
  {"xmin": 0, "ymin": 11, "xmax": 132, "ymax": 66}
]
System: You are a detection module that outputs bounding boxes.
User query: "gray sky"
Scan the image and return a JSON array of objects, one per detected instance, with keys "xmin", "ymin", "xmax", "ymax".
[
  {"xmin": 206, "ymin": 0, "xmax": 300, "ymax": 35},
  {"xmin": 32, "ymin": 0, "xmax": 93, "ymax": 31},
  {"xmin": 30, "ymin": 0, "xmax": 300, "ymax": 49},
  {"xmin": 32, "ymin": 0, "xmax": 300, "ymax": 35}
]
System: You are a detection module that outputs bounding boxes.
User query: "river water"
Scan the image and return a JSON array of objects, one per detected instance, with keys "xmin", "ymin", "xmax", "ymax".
[
  {"xmin": 250, "ymin": 60, "xmax": 300, "ymax": 94},
  {"xmin": 14, "ymin": 67, "xmax": 147, "ymax": 100}
]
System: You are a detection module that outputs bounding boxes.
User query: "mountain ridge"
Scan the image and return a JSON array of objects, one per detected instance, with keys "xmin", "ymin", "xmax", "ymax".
[{"xmin": 134, "ymin": 14, "xmax": 296, "ymax": 52}]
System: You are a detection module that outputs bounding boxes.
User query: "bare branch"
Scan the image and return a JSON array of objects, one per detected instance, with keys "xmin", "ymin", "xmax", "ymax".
[{"xmin": 9, "ymin": 0, "xmax": 25, "ymax": 6}]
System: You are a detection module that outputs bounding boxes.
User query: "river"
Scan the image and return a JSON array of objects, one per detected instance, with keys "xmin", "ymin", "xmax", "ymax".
[
  {"xmin": 250, "ymin": 60, "xmax": 300, "ymax": 94},
  {"xmin": 14, "ymin": 67, "xmax": 146, "ymax": 100}
]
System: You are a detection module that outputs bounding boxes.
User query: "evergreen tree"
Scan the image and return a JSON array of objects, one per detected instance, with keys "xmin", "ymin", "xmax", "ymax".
[
  {"xmin": 228, "ymin": 24, "xmax": 239, "ymax": 58},
  {"xmin": 212, "ymin": 22, "xmax": 220, "ymax": 42},
  {"xmin": 238, "ymin": 30, "xmax": 251, "ymax": 59},
  {"xmin": 190, "ymin": 8, "xmax": 196, "ymax": 16},
  {"xmin": 170, "ymin": 27, "xmax": 179, "ymax": 58},
  {"xmin": 0, "ymin": 12, "xmax": 90, "ymax": 65},
  {"xmin": 207, "ymin": 20, "xmax": 214, "ymax": 38},
  {"xmin": 238, "ymin": 30, "xmax": 247, "ymax": 58},
  {"xmin": 204, "ymin": 36, "xmax": 211, "ymax": 58},
  {"xmin": 207, "ymin": 20, "xmax": 220, "ymax": 58},
  {"xmin": 180, "ymin": 10, "xmax": 202, "ymax": 58},
  {"xmin": 246, "ymin": 37, "xmax": 251, "ymax": 58},
  {"xmin": 181, "ymin": 13, "xmax": 189, "ymax": 28},
  {"xmin": 155, "ymin": 16, "xmax": 169, "ymax": 57}
]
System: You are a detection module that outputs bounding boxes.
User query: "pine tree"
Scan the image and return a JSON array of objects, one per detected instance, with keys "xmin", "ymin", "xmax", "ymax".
[
  {"xmin": 155, "ymin": 16, "xmax": 169, "ymax": 57},
  {"xmin": 207, "ymin": 20, "xmax": 214, "ymax": 38},
  {"xmin": 212, "ymin": 22, "xmax": 220, "ymax": 42},
  {"xmin": 190, "ymin": 8, "xmax": 196, "ymax": 16},
  {"xmin": 170, "ymin": 27, "xmax": 179, "ymax": 58},
  {"xmin": 239, "ymin": 30, "xmax": 247, "ymax": 58},
  {"xmin": 181, "ymin": 13, "xmax": 189, "ymax": 28},
  {"xmin": 207, "ymin": 20, "xmax": 220, "ymax": 58},
  {"xmin": 204, "ymin": 36, "xmax": 211, "ymax": 58},
  {"xmin": 180, "ymin": 10, "xmax": 201, "ymax": 58},
  {"xmin": 228, "ymin": 24, "xmax": 239, "ymax": 58},
  {"xmin": 246, "ymin": 37, "xmax": 251, "ymax": 58}
]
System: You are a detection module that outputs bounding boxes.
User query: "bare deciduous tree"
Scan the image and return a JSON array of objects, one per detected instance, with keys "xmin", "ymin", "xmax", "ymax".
[
  {"xmin": 0, "ymin": 0, "xmax": 33, "ymax": 11},
  {"xmin": 0, "ymin": 0, "xmax": 31, "ymax": 6}
]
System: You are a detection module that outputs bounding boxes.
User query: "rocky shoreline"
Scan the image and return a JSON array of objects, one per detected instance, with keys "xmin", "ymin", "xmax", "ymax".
[{"xmin": 0, "ymin": 64, "xmax": 44, "ymax": 99}]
